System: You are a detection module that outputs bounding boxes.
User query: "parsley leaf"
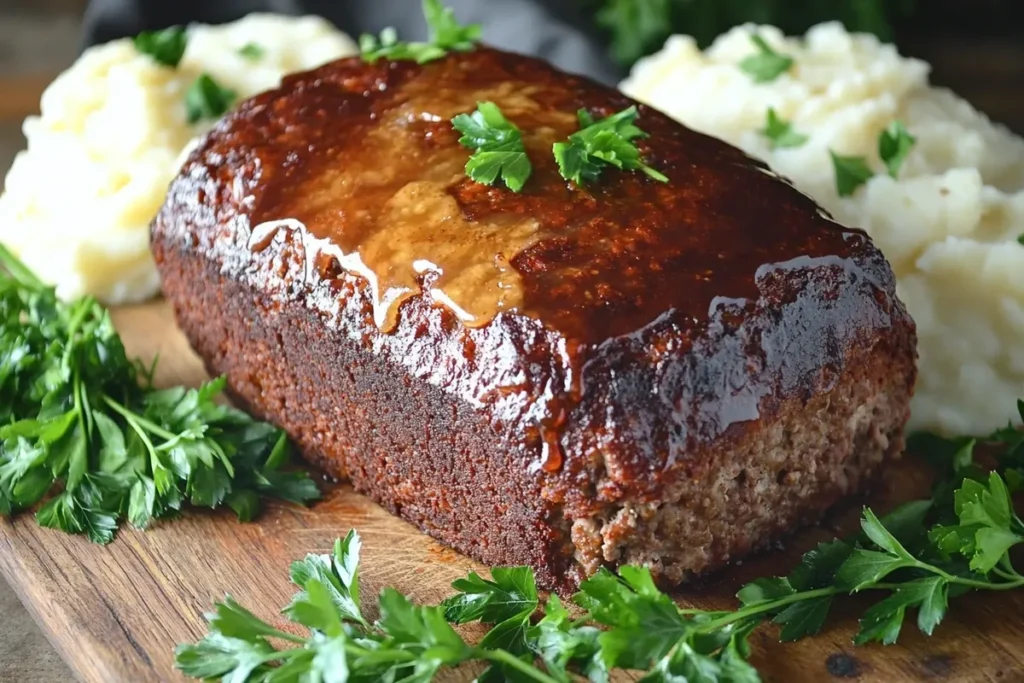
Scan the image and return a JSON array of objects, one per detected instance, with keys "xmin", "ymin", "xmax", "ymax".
[
  {"xmin": 451, "ymin": 102, "xmax": 532, "ymax": 192},
  {"xmin": 185, "ymin": 74, "xmax": 237, "ymax": 125},
  {"xmin": 760, "ymin": 108, "xmax": 808, "ymax": 149},
  {"xmin": 773, "ymin": 595, "xmax": 833, "ymax": 642},
  {"xmin": 238, "ymin": 43, "xmax": 263, "ymax": 60},
  {"xmin": 554, "ymin": 106, "xmax": 668, "ymax": 186},
  {"xmin": 830, "ymin": 151, "xmax": 873, "ymax": 197},
  {"xmin": 422, "ymin": 0, "xmax": 480, "ymax": 51},
  {"xmin": 360, "ymin": 0, "xmax": 480, "ymax": 64},
  {"xmin": 739, "ymin": 34, "xmax": 794, "ymax": 83},
  {"xmin": 593, "ymin": 0, "xmax": 672, "ymax": 66},
  {"xmin": 134, "ymin": 26, "xmax": 188, "ymax": 68},
  {"xmin": 878, "ymin": 121, "xmax": 916, "ymax": 178},
  {"xmin": 1018, "ymin": 234, "xmax": 1024, "ymax": 246},
  {"xmin": 0, "ymin": 245, "xmax": 318, "ymax": 543}
]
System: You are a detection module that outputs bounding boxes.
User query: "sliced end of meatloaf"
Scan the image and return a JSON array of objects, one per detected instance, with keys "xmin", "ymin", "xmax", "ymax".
[{"xmin": 151, "ymin": 47, "xmax": 917, "ymax": 594}]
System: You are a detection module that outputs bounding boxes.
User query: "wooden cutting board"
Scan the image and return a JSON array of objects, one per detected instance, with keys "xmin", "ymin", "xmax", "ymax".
[{"xmin": 1, "ymin": 301, "xmax": 1023, "ymax": 683}]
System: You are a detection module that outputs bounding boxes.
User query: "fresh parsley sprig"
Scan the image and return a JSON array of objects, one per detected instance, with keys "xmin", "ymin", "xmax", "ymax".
[
  {"xmin": 134, "ymin": 26, "xmax": 188, "ymax": 68},
  {"xmin": 830, "ymin": 120, "xmax": 916, "ymax": 196},
  {"xmin": 878, "ymin": 120, "xmax": 916, "ymax": 178},
  {"xmin": 0, "ymin": 246, "xmax": 318, "ymax": 542},
  {"xmin": 177, "ymin": 398, "xmax": 1024, "ymax": 682},
  {"xmin": 360, "ymin": 0, "xmax": 480, "ymax": 65},
  {"xmin": 131, "ymin": 27, "xmax": 236, "ymax": 125},
  {"xmin": 452, "ymin": 102, "xmax": 532, "ymax": 192},
  {"xmin": 554, "ymin": 106, "xmax": 668, "ymax": 186},
  {"xmin": 830, "ymin": 151, "xmax": 874, "ymax": 198},
  {"xmin": 760, "ymin": 107, "xmax": 808, "ymax": 149},
  {"xmin": 238, "ymin": 43, "xmax": 264, "ymax": 60},
  {"xmin": 177, "ymin": 531, "xmax": 558, "ymax": 683},
  {"xmin": 185, "ymin": 74, "xmax": 237, "ymax": 125},
  {"xmin": 739, "ymin": 34, "xmax": 794, "ymax": 83}
]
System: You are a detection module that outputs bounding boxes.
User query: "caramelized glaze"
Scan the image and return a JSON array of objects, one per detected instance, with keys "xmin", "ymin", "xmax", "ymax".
[
  {"xmin": 155, "ymin": 45, "xmax": 915, "ymax": 515},
  {"xmin": 237, "ymin": 49, "xmax": 868, "ymax": 346}
]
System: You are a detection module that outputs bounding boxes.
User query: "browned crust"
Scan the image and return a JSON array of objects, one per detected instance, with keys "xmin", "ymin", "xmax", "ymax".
[
  {"xmin": 155, "ymin": 237, "xmax": 912, "ymax": 595},
  {"xmin": 151, "ymin": 47, "xmax": 917, "ymax": 593}
]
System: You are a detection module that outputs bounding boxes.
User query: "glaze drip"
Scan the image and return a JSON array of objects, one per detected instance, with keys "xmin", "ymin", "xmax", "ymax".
[{"xmin": 241, "ymin": 49, "xmax": 876, "ymax": 347}]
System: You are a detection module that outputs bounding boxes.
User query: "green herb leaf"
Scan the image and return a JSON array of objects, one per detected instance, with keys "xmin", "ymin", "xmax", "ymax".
[
  {"xmin": 787, "ymin": 539, "xmax": 855, "ymax": 591},
  {"xmin": 914, "ymin": 578, "xmax": 949, "ymax": 636},
  {"xmin": 451, "ymin": 101, "xmax": 532, "ymax": 192},
  {"xmin": 860, "ymin": 507, "xmax": 916, "ymax": 560},
  {"xmin": 285, "ymin": 530, "xmax": 366, "ymax": 627},
  {"xmin": 773, "ymin": 595, "xmax": 832, "ymax": 642},
  {"xmin": 736, "ymin": 577, "xmax": 795, "ymax": 606},
  {"xmin": 0, "ymin": 244, "xmax": 318, "ymax": 544},
  {"xmin": 554, "ymin": 106, "xmax": 667, "ymax": 186},
  {"xmin": 174, "ymin": 632, "xmax": 277, "ymax": 681},
  {"xmin": 576, "ymin": 566, "xmax": 691, "ymax": 671},
  {"xmin": 185, "ymin": 74, "xmax": 237, "ymax": 125},
  {"xmin": 360, "ymin": 0, "xmax": 479, "ymax": 64},
  {"xmin": 760, "ymin": 108, "xmax": 808, "ymax": 148},
  {"xmin": 593, "ymin": 0, "xmax": 672, "ymax": 66},
  {"xmin": 854, "ymin": 600, "xmax": 905, "ymax": 645},
  {"xmin": 443, "ymin": 566, "xmax": 538, "ymax": 624},
  {"xmin": 238, "ymin": 43, "xmax": 264, "ymax": 60},
  {"xmin": 739, "ymin": 34, "xmax": 794, "ymax": 83},
  {"xmin": 134, "ymin": 26, "xmax": 188, "ymax": 67},
  {"xmin": 972, "ymin": 527, "xmax": 1023, "ymax": 573},
  {"xmin": 830, "ymin": 151, "xmax": 874, "ymax": 197},
  {"xmin": 422, "ymin": 0, "xmax": 481, "ymax": 51},
  {"xmin": 836, "ymin": 549, "xmax": 912, "ymax": 591},
  {"xmin": 878, "ymin": 121, "xmax": 915, "ymax": 178}
]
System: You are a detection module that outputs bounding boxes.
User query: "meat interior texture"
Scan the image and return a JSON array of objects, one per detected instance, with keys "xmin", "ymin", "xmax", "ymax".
[{"xmin": 151, "ymin": 47, "xmax": 917, "ymax": 594}]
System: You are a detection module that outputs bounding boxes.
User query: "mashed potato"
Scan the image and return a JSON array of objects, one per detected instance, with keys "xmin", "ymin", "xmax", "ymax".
[
  {"xmin": 623, "ymin": 22, "xmax": 1024, "ymax": 436},
  {"xmin": 0, "ymin": 14, "xmax": 357, "ymax": 304}
]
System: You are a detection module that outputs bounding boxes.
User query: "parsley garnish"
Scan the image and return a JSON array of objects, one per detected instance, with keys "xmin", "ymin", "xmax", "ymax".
[
  {"xmin": 760, "ymin": 107, "xmax": 808, "ymax": 149},
  {"xmin": 360, "ymin": 0, "xmax": 480, "ymax": 64},
  {"xmin": 238, "ymin": 42, "xmax": 264, "ymax": 60},
  {"xmin": 133, "ymin": 26, "xmax": 188, "ymax": 68},
  {"xmin": 451, "ymin": 102, "xmax": 532, "ymax": 192},
  {"xmin": 830, "ymin": 150, "xmax": 874, "ymax": 197},
  {"xmin": 185, "ymin": 74, "xmax": 237, "ymax": 124},
  {"xmin": 1018, "ymin": 234, "xmax": 1024, "ymax": 246},
  {"xmin": 828, "ymin": 122, "xmax": 916, "ymax": 195},
  {"xmin": 554, "ymin": 106, "xmax": 668, "ymax": 186},
  {"xmin": 422, "ymin": 0, "xmax": 480, "ymax": 52},
  {"xmin": 878, "ymin": 120, "xmax": 916, "ymax": 178},
  {"xmin": 739, "ymin": 34, "xmax": 794, "ymax": 83},
  {"xmin": 178, "ymin": 399, "xmax": 1024, "ymax": 681},
  {"xmin": 0, "ymin": 246, "xmax": 318, "ymax": 542}
]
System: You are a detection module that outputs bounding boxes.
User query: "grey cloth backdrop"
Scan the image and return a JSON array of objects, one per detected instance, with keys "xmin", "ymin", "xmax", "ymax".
[{"xmin": 81, "ymin": 0, "xmax": 624, "ymax": 85}]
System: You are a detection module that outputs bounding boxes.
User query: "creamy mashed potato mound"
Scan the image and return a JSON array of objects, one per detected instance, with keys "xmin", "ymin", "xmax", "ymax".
[
  {"xmin": 0, "ymin": 14, "xmax": 357, "ymax": 304},
  {"xmin": 623, "ymin": 22, "xmax": 1024, "ymax": 436}
]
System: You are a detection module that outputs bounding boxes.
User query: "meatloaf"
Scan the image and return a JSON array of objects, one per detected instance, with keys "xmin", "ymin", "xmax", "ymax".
[{"xmin": 151, "ymin": 46, "xmax": 916, "ymax": 594}]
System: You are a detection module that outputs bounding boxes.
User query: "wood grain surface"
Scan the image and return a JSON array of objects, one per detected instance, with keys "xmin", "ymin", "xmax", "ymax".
[{"xmin": 0, "ymin": 300, "xmax": 1023, "ymax": 682}]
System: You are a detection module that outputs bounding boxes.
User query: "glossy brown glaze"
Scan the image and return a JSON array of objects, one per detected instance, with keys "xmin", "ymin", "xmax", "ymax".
[
  {"xmin": 211, "ymin": 48, "xmax": 874, "ymax": 346},
  {"xmin": 153, "ymin": 46, "xmax": 916, "ymax": 591}
]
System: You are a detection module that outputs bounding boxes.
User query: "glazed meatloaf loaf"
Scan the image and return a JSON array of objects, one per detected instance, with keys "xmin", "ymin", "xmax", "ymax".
[{"xmin": 152, "ymin": 46, "xmax": 916, "ymax": 594}]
